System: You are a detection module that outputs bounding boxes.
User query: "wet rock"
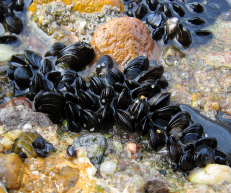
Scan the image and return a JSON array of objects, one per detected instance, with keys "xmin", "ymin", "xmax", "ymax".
[
  {"xmin": 162, "ymin": 45, "xmax": 185, "ymax": 66},
  {"xmin": 144, "ymin": 179, "xmax": 169, "ymax": 193},
  {"xmin": 28, "ymin": 0, "xmax": 124, "ymax": 14},
  {"xmin": 91, "ymin": 17, "xmax": 161, "ymax": 67},
  {"xmin": 188, "ymin": 164, "xmax": 231, "ymax": 183},
  {"xmin": 0, "ymin": 105, "xmax": 53, "ymax": 130},
  {"xmin": 205, "ymin": 51, "xmax": 231, "ymax": 69},
  {"xmin": 0, "ymin": 153, "xmax": 24, "ymax": 189},
  {"xmin": 100, "ymin": 159, "xmax": 118, "ymax": 177},
  {"xmin": 73, "ymin": 133, "xmax": 108, "ymax": 165},
  {"xmin": 3, "ymin": 97, "xmax": 33, "ymax": 108}
]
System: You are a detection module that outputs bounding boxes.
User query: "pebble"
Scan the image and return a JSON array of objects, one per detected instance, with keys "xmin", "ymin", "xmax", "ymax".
[
  {"xmin": 91, "ymin": 16, "xmax": 161, "ymax": 67},
  {"xmin": 100, "ymin": 160, "xmax": 118, "ymax": 177},
  {"xmin": 188, "ymin": 164, "xmax": 231, "ymax": 184},
  {"xmin": 3, "ymin": 97, "xmax": 33, "ymax": 109},
  {"xmin": 127, "ymin": 142, "xmax": 137, "ymax": 153},
  {"xmin": 0, "ymin": 153, "xmax": 24, "ymax": 189}
]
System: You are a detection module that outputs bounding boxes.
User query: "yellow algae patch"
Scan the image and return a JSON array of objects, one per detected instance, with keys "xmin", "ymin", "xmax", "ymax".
[{"xmin": 28, "ymin": 0, "xmax": 124, "ymax": 15}]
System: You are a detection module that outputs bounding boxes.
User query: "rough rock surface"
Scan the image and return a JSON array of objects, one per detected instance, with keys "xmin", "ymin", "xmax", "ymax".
[
  {"xmin": 0, "ymin": 153, "xmax": 24, "ymax": 189},
  {"xmin": 28, "ymin": 0, "xmax": 124, "ymax": 14},
  {"xmin": 0, "ymin": 106, "xmax": 53, "ymax": 130},
  {"xmin": 91, "ymin": 16, "xmax": 161, "ymax": 67}
]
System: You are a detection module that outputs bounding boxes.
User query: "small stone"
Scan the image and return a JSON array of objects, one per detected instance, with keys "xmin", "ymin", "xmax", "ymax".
[
  {"xmin": 73, "ymin": 133, "xmax": 108, "ymax": 165},
  {"xmin": 188, "ymin": 164, "xmax": 231, "ymax": 183},
  {"xmin": 91, "ymin": 17, "xmax": 161, "ymax": 67},
  {"xmin": 127, "ymin": 142, "xmax": 137, "ymax": 153},
  {"xmin": 0, "ymin": 153, "xmax": 24, "ymax": 189},
  {"xmin": 0, "ymin": 137, "xmax": 13, "ymax": 150},
  {"xmin": 143, "ymin": 179, "xmax": 169, "ymax": 193},
  {"xmin": 100, "ymin": 160, "xmax": 117, "ymax": 177},
  {"xmin": 6, "ymin": 129, "xmax": 23, "ymax": 141}
]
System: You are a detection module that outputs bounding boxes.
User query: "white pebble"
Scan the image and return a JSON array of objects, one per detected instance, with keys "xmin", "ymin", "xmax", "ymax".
[
  {"xmin": 100, "ymin": 160, "xmax": 117, "ymax": 177},
  {"xmin": 188, "ymin": 164, "xmax": 231, "ymax": 183},
  {"xmin": 23, "ymin": 124, "xmax": 32, "ymax": 130}
]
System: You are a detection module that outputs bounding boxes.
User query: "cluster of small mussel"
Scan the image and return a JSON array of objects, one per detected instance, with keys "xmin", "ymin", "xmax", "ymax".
[
  {"xmin": 7, "ymin": 41, "xmax": 229, "ymax": 172},
  {"xmin": 0, "ymin": 0, "xmax": 25, "ymax": 44},
  {"xmin": 122, "ymin": 0, "xmax": 229, "ymax": 48}
]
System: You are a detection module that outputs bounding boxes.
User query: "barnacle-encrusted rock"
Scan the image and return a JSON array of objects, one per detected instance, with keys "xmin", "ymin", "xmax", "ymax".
[
  {"xmin": 0, "ymin": 153, "xmax": 24, "ymax": 189},
  {"xmin": 28, "ymin": 0, "xmax": 124, "ymax": 14},
  {"xmin": 91, "ymin": 17, "xmax": 161, "ymax": 67}
]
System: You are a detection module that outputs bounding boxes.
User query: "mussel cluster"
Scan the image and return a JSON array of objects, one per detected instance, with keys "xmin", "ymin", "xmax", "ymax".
[
  {"xmin": 122, "ymin": 0, "xmax": 229, "ymax": 48},
  {"xmin": 7, "ymin": 41, "xmax": 229, "ymax": 172},
  {"xmin": 0, "ymin": 0, "xmax": 25, "ymax": 43}
]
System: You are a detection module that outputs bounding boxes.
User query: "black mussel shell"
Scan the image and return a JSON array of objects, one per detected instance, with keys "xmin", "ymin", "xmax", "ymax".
[
  {"xmin": 146, "ymin": 13, "xmax": 162, "ymax": 29},
  {"xmin": 73, "ymin": 76, "xmax": 86, "ymax": 91},
  {"xmin": 35, "ymin": 149, "xmax": 47, "ymax": 158},
  {"xmin": 130, "ymin": 96, "xmax": 148, "ymax": 121},
  {"xmin": 176, "ymin": 23, "xmax": 192, "ymax": 48},
  {"xmin": 100, "ymin": 86, "xmax": 115, "ymax": 105},
  {"xmin": 32, "ymin": 138, "xmax": 45, "ymax": 149},
  {"xmin": 156, "ymin": 76, "xmax": 168, "ymax": 89},
  {"xmin": 167, "ymin": 137, "xmax": 183, "ymax": 162},
  {"xmin": 56, "ymin": 42, "xmax": 94, "ymax": 72},
  {"xmin": 149, "ymin": 92, "xmax": 171, "ymax": 111},
  {"xmin": 63, "ymin": 92, "xmax": 78, "ymax": 104},
  {"xmin": 116, "ymin": 109, "xmax": 135, "ymax": 132},
  {"xmin": 172, "ymin": 3, "xmax": 185, "ymax": 17},
  {"xmin": 125, "ymin": 79, "xmax": 140, "ymax": 90},
  {"xmin": 115, "ymin": 87, "xmax": 132, "ymax": 110},
  {"xmin": 89, "ymin": 76, "xmax": 105, "ymax": 95},
  {"xmin": 12, "ymin": 0, "xmax": 25, "ymax": 11},
  {"xmin": 188, "ymin": 3, "xmax": 204, "ymax": 13},
  {"xmin": 5, "ymin": 14, "xmax": 23, "ymax": 34},
  {"xmin": 146, "ymin": 0, "xmax": 159, "ymax": 11},
  {"xmin": 215, "ymin": 150, "xmax": 228, "ymax": 165},
  {"xmin": 34, "ymin": 91, "xmax": 66, "ymax": 123},
  {"xmin": 124, "ymin": 56, "xmax": 149, "ymax": 80},
  {"xmin": 98, "ymin": 104, "xmax": 115, "ymax": 127},
  {"xmin": 68, "ymin": 120, "xmax": 81, "ymax": 133},
  {"xmin": 136, "ymin": 116, "xmax": 153, "ymax": 135},
  {"xmin": 81, "ymin": 109, "xmax": 100, "ymax": 131},
  {"xmin": 194, "ymin": 138, "xmax": 218, "ymax": 152},
  {"xmin": 7, "ymin": 67, "xmax": 15, "ymax": 80},
  {"xmin": 179, "ymin": 152, "xmax": 195, "ymax": 171},
  {"xmin": 166, "ymin": 17, "xmax": 179, "ymax": 39},
  {"xmin": 40, "ymin": 59, "xmax": 54, "ymax": 74},
  {"xmin": 0, "ymin": 35, "xmax": 17, "ymax": 44},
  {"xmin": 135, "ymin": 3, "xmax": 147, "ymax": 19},
  {"xmin": 109, "ymin": 68, "xmax": 124, "ymax": 84},
  {"xmin": 194, "ymin": 146, "xmax": 215, "ymax": 167},
  {"xmin": 64, "ymin": 101, "xmax": 81, "ymax": 122},
  {"xmin": 187, "ymin": 17, "xmax": 206, "ymax": 25},
  {"xmin": 162, "ymin": 3, "xmax": 172, "ymax": 18},
  {"xmin": 24, "ymin": 50, "xmax": 43, "ymax": 70},
  {"xmin": 47, "ymin": 71, "xmax": 61, "ymax": 88},
  {"xmin": 132, "ymin": 83, "xmax": 161, "ymax": 99},
  {"xmin": 78, "ymin": 90, "xmax": 100, "ymax": 111},
  {"xmin": 67, "ymin": 145, "xmax": 75, "ymax": 157},
  {"xmin": 136, "ymin": 66, "xmax": 164, "ymax": 83},
  {"xmin": 14, "ymin": 66, "xmax": 33, "ymax": 89},
  {"xmin": 152, "ymin": 26, "xmax": 165, "ymax": 41},
  {"xmin": 166, "ymin": 111, "xmax": 191, "ymax": 136},
  {"xmin": 150, "ymin": 127, "xmax": 166, "ymax": 151},
  {"xmin": 96, "ymin": 55, "xmax": 114, "ymax": 75},
  {"xmin": 10, "ymin": 54, "xmax": 27, "ymax": 67},
  {"xmin": 44, "ymin": 42, "xmax": 66, "ymax": 57}
]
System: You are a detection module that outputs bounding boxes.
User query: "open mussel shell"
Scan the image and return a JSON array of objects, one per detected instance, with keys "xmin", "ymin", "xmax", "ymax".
[
  {"xmin": 44, "ymin": 42, "xmax": 66, "ymax": 57},
  {"xmin": 96, "ymin": 55, "xmax": 114, "ymax": 75},
  {"xmin": 5, "ymin": 13, "xmax": 23, "ymax": 34},
  {"xmin": 176, "ymin": 23, "xmax": 192, "ymax": 48},
  {"xmin": 56, "ymin": 42, "xmax": 94, "ymax": 72},
  {"xmin": 149, "ymin": 92, "xmax": 171, "ymax": 111},
  {"xmin": 130, "ymin": 96, "xmax": 148, "ymax": 121},
  {"xmin": 166, "ymin": 111, "xmax": 191, "ymax": 136},
  {"xmin": 167, "ymin": 136, "xmax": 183, "ymax": 163},
  {"xmin": 124, "ymin": 56, "xmax": 149, "ymax": 80},
  {"xmin": 116, "ymin": 109, "xmax": 135, "ymax": 132},
  {"xmin": 34, "ymin": 91, "xmax": 66, "ymax": 123},
  {"xmin": 149, "ymin": 127, "xmax": 166, "ymax": 151}
]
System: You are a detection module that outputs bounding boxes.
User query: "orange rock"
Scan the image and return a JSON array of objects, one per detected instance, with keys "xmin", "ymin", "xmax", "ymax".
[
  {"xmin": 91, "ymin": 16, "xmax": 161, "ymax": 68},
  {"xmin": 28, "ymin": 0, "xmax": 124, "ymax": 15},
  {"xmin": 0, "ymin": 153, "xmax": 24, "ymax": 189},
  {"xmin": 3, "ymin": 97, "xmax": 33, "ymax": 109}
]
